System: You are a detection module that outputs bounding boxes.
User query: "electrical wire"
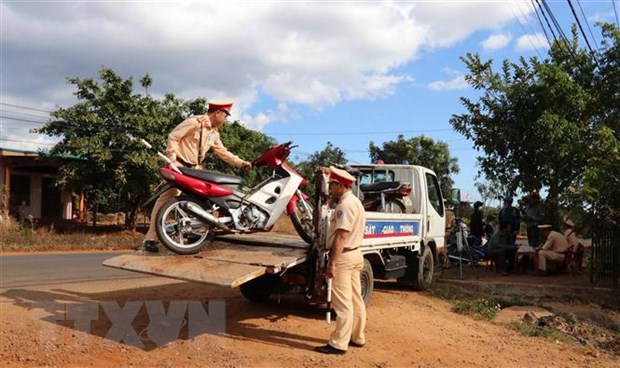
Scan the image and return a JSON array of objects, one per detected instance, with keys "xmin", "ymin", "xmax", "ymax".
[
  {"xmin": 567, "ymin": 0, "xmax": 594, "ymax": 54},
  {"xmin": 576, "ymin": 0, "xmax": 599, "ymax": 50},
  {"xmin": 613, "ymin": 0, "xmax": 620, "ymax": 28},
  {"xmin": 512, "ymin": 1, "xmax": 545, "ymax": 57},
  {"xmin": 530, "ymin": 0, "xmax": 553, "ymax": 48}
]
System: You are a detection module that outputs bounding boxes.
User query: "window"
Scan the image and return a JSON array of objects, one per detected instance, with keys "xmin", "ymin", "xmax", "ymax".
[
  {"xmin": 358, "ymin": 169, "xmax": 395, "ymax": 185},
  {"xmin": 10, "ymin": 175, "xmax": 31, "ymax": 206},
  {"xmin": 425, "ymin": 173, "xmax": 444, "ymax": 216}
]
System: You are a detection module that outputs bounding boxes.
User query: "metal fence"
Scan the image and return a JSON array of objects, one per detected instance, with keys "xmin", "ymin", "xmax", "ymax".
[{"xmin": 591, "ymin": 218, "xmax": 620, "ymax": 286}]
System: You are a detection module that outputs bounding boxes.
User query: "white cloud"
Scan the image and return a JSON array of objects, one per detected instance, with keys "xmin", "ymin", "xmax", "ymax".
[
  {"xmin": 428, "ymin": 75, "xmax": 468, "ymax": 91},
  {"xmin": 480, "ymin": 33, "xmax": 512, "ymax": 51},
  {"xmin": 1, "ymin": 0, "xmax": 533, "ymax": 137},
  {"xmin": 515, "ymin": 33, "xmax": 549, "ymax": 51}
]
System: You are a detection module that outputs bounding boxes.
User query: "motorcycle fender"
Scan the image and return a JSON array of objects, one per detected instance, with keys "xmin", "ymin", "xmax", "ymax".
[
  {"xmin": 142, "ymin": 182, "xmax": 174, "ymax": 208},
  {"xmin": 286, "ymin": 192, "xmax": 308, "ymax": 215}
]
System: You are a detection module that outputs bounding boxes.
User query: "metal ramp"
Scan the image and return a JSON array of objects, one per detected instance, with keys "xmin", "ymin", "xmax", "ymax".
[{"xmin": 103, "ymin": 233, "xmax": 309, "ymax": 288}]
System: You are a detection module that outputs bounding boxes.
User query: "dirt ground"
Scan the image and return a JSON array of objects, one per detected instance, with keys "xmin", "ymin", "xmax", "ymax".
[{"xmin": 1, "ymin": 218, "xmax": 619, "ymax": 367}]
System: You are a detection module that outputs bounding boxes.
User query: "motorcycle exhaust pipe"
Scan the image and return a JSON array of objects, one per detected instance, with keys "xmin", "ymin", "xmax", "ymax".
[{"xmin": 184, "ymin": 202, "xmax": 230, "ymax": 231}]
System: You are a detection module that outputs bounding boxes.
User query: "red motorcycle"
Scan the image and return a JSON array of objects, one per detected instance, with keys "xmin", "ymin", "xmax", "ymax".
[{"xmin": 142, "ymin": 140, "xmax": 313, "ymax": 255}]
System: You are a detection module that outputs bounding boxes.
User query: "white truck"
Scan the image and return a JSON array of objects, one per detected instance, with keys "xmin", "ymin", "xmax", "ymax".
[{"xmin": 103, "ymin": 164, "xmax": 447, "ymax": 305}]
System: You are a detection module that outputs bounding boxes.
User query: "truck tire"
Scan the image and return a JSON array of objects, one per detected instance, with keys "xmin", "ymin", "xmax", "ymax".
[
  {"xmin": 360, "ymin": 259, "xmax": 374, "ymax": 307},
  {"xmin": 398, "ymin": 246, "xmax": 434, "ymax": 291},
  {"xmin": 239, "ymin": 274, "xmax": 278, "ymax": 302}
]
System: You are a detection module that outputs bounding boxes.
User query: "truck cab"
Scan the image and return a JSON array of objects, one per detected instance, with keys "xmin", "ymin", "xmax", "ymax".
[{"xmin": 350, "ymin": 164, "xmax": 446, "ymax": 251}]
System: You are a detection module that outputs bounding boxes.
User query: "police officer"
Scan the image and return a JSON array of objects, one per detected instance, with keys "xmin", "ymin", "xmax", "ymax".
[
  {"xmin": 142, "ymin": 99, "xmax": 252, "ymax": 252},
  {"xmin": 315, "ymin": 166, "xmax": 367, "ymax": 355},
  {"xmin": 536, "ymin": 224, "xmax": 569, "ymax": 276}
]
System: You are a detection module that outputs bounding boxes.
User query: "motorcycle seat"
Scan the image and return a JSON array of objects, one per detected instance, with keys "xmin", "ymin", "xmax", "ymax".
[
  {"xmin": 179, "ymin": 168, "xmax": 244, "ymax": 186},
  {"xmin": 360, "ymin": 181, "xmax": 402, "ymax": 193}
]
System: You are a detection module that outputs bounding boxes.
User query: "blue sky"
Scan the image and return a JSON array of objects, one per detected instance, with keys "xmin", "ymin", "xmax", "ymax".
[{"xmin": 1, "ymin": 1, "xmax": 618, "ymax": 202}]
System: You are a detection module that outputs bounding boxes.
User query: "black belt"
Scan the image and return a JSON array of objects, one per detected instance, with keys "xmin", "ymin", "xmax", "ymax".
[
  {"xmin": 177, "ymin": 158, "xmax": 197, "ymax": 168},
  {"xmin": 342, "ymin": 247, "xmax": 359, "ymax": 253}
]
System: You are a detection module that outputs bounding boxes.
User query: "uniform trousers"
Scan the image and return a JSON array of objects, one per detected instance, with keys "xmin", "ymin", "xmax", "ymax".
[
  {"xmin": 537, "ymin": 250, "xmax": 565, "ymax": 271},
  {"xmin": 329, "ymin": 249, "xmax": 366, "ymax": 351}
]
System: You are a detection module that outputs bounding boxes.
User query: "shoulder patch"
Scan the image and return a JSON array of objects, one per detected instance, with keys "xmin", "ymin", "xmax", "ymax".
[{"xmin": 336, "ymin": 210, "xmax": 343, "ymax": 218}]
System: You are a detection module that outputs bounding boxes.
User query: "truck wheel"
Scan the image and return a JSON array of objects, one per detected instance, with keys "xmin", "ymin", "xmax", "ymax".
[
  {"xmin": 398, "ymin": 247, "xmax": 434, "ymax": 291},
  {"xmin": 360, "ymin": 259, "xmax": 374, "ymax": 307},
  {"xmin": 239, "ymin": 274, "xmax": 278, "ymax": 302}
]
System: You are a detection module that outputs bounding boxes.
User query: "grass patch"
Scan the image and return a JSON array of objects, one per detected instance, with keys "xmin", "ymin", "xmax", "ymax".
[
  {"xmin": 452, "ymin": 298, "xmax": 501, "ymax": 320},
  {"xmin": 0, "ymin": 215, "xmax": 141, "ymax": 252},
  {"xmin": 505, "ymin": 321, "xmax": 574, "ymax": 344}
]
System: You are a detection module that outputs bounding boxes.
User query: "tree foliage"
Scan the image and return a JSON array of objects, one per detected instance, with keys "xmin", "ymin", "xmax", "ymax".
[
  {"xmin": 368, "ymin": 135, "xmax": 459, "ymax": 195},
  {"xmin": 450, "ymin": 24, "xmax": 620, "ymax": 227}
]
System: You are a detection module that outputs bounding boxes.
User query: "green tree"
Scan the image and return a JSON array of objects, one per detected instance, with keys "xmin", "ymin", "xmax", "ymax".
[
  {"xmin": 368, "ymin": 135, "xmax": 459, "ymax": 196},
  {"xmin": 294, "ymin": 142, "xmax": 348, "ymax": 201},
  {"xmin": 295, "ymin": 142, "xmax": 347, "ymax": 183},
  {"xmin": 450, "ymin": 24, "xmax": 620, "ymax": 227}
]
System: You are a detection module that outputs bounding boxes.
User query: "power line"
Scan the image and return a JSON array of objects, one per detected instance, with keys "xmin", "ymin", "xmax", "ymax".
[
  {"xmin": 0, "ymin": 102, "xmax": 53, "ymax": 114},
  {"xmin": 1, "ymin": 108, "xmax": 50, "ymax": 120},
  {"xmin": 576, "ymin": 0, "xmax": 599, "ymax": 50},
  {"xmin": 512, "ymin": 1, "xmax": 545, "ymax": 58},
  {"xmin": 613, "ymin": 0, "xmax": 620, "ymax": 27},
  {"xmin": 567, "ymin": 0, "xmax": 594, "ymax": 54},
  {"xmin": 0, "ymin": 115, "xmax": 47, "ymax": 125},
  {"xmin": 530, "ymin": 0, "xmax": 553, "ymax": 48},
  {"xmin": 267, "ymin": 128, "xmax": 453, "ymax": 136}
]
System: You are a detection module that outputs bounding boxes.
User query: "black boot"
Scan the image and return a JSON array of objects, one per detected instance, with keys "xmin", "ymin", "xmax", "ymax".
[{"xmin": 142, "ymin": 240, "xmax": 159, "ymax": 253}]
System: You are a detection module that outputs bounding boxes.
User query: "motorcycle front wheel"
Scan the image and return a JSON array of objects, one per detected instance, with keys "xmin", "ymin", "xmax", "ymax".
[
  {"xmin": 156, "ymin": 196, "xmax": 214, "ymax": 255},
  {"xmin": 290, "ymin": 201, "xmax": 314, "ymax": 245}
]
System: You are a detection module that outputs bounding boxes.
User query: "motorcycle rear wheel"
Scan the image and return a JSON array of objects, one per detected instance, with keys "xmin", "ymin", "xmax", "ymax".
[
  {"xmin": 290, "ymin": 202, "xmax": 314, "ymax": 245},
  {"xmin": 371, "ymin": 198, "xmax": 406, "ymax": 213},
  {"xmin": 156, "ymin": 196, "xmax": 214, "ymax": 255}
]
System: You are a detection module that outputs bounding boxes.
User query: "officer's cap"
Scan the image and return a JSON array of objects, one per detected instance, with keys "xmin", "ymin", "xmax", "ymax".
[
  {"xmin": 328, "ymin": 166, "xmax": 356, "ymax": 187},
  {"xmin": 208, "ymin": 98, "xmax": 234, "ymax": 116}
]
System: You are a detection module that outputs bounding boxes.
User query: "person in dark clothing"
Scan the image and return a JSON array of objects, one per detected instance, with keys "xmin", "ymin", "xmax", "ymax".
[
  {"xmin": 498, "ymin": 196, "xmax": 520, "ymax": 244},
  {"xmin": 470, "ymin": 201, "xmax": 485, "ymax": 246},
  {"xmin": 487, "ymin": 221, "xmax": 518, "ymax": 276}
]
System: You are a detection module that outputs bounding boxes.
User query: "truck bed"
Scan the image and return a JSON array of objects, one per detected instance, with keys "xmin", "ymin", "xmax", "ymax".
[{"xmin": 102, "ymin": 233, "xmax": 308, "ymax": 288}]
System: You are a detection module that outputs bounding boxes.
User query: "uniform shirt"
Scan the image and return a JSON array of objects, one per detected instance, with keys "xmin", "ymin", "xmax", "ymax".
[
  {"xmin": 165, "ymin": 115, "xmax": 246, "ymax": 168},
  {"xmin": 327, "ymin": 191, "xmax": 366, "ymax": 250},
  {"xmin": 541, "ymin": 230, "xmax": 570, "ymax": 253},
  {"xmin": 564, "ymin": 229, "xmax": 579, "ymax": 248}
]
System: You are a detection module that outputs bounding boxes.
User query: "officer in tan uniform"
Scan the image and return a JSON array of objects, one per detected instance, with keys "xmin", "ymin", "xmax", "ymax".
[
  {"xmin": 536, "ymin": 224, "xmax": 569, "ymax": 276},
  {"xmin": 315, "ymin": 166, "xmax": 367, "ymax": 355},
  {"xmin": 142, "ymin": 99, "xmax": 252, "ymax": 252}
]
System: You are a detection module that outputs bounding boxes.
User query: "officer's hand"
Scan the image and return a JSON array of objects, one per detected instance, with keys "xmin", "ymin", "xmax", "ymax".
[{"xmin": 242, "ymin": 161, "xmax": 252, "ymax": 170}]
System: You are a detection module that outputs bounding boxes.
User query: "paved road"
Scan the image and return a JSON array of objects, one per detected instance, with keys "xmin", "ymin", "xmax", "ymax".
[{"xmin": 0, "ymin": 252, "xmax": 150, "ymax": 289}]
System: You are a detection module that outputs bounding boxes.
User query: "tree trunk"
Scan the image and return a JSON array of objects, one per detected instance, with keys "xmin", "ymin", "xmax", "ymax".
[{"xmin": 92, "ymin": 202, "xmax": 98, "ymax": 227}]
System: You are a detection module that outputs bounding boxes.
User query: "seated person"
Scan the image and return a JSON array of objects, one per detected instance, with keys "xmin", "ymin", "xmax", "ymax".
[
  {"xmin": 536, "ymin": 224, "xmax": 570, "ymax": 276},
  {"xmin": 562, "ymin": 218, "xmax": 584, "ymax": 270},
  {"xmin": 486, "ymin": 221, "xmax": 517, "ymax": 276}
]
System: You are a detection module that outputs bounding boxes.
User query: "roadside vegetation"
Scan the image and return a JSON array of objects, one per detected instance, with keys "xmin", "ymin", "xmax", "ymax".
[
  {"xmin": 429, "ymin": 283, "xmax": 620, "ymax": 356},
  {"xmin": 0, "ymin": 214, "xmax": 140, "ymax": 252}
]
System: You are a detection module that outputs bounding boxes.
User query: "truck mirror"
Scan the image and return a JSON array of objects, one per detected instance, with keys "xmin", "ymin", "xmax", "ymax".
[{"xmin": 450, "ymin": 188, "xmax": 461, "ymax": 205}]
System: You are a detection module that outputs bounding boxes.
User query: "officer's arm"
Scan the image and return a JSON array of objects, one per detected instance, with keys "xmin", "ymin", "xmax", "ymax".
[{"xmin": 326, "ymin": 229, "xmax": 349, "ymax": 277}]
